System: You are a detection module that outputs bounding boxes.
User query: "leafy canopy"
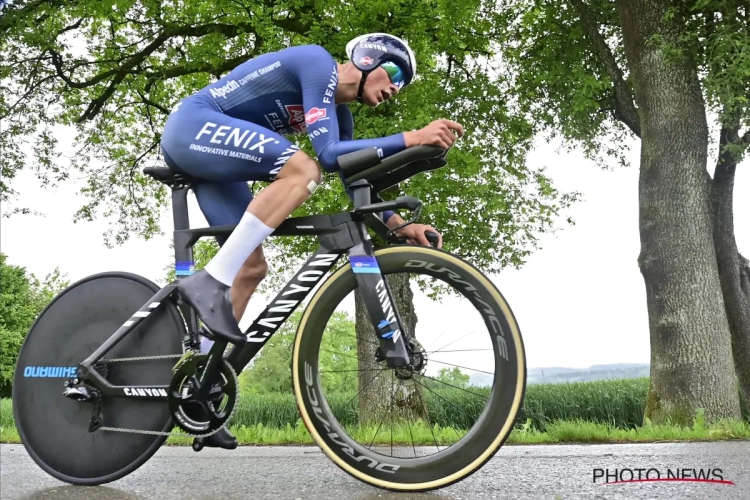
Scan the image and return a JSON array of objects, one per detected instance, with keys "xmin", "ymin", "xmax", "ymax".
[
  {"xmin": 489, "ymin": 0, "xmax": 750, "ymax": 165},
  {"xmin": 0, "ymin": 253, "xmax": 69, "ymax": 397},
  {"xmin": 2, "ymin": 0, "xmax": 577, "ymax": 283}
]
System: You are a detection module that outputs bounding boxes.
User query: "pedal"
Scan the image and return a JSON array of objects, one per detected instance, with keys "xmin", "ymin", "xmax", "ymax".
[{"xmin": 192, "ymin": 439, "xmax": 204, "ymax": 452}]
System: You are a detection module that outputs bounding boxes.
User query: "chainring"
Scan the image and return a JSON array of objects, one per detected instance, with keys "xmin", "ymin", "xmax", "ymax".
[{"xmin": 168, "ymin": 352, "xmax": 238, "ymax": 436}]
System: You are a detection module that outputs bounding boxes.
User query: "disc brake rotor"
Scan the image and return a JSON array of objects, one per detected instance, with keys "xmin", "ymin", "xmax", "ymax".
[{"xmin": 168, "ymin": 352, "xmax": 238, "ymax": 436}]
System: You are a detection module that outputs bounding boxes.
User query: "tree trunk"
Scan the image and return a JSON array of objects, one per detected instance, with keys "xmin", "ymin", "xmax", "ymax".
[
  {"xmin": 355, "ymin": 273, "xmax": 426, "ymax": 424},
  {"xmin": 617, "ymin": 0, "xmax": 741, "ymax": 424},
  {"xmin": 711, "ymin": 128, "xmax": 750, "ymax": 406},
  {"xmin": 740, "ymin": 254, "xmax": 750, "ymax": 299}
]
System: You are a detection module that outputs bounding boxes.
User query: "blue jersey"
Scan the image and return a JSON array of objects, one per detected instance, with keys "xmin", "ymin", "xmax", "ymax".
[
  {"xmin": 160, "ymin": 44, "xmax": 402, "ymax": 234},
  {"xmin": 189, "ymin": 44, "xmax": 405, "ymax": 171}
]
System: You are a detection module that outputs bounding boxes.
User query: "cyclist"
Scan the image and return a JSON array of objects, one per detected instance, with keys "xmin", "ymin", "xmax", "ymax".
[{"xmin": 160, "ymin": 33, "xmax": 463, "ymax": 448}]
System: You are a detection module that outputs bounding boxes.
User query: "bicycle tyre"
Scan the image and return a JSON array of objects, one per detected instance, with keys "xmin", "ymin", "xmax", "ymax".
[
  {"xmin": 12, "ymin": 272, "xmax": 186, "ymax": 485},
  {"xmin": 291, "ymin": 246, "xmax": 526, "ymax": 491}
]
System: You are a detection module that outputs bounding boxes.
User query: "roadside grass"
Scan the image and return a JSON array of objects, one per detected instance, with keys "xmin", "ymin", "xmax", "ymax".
[{"xmin": 3, "ymin": 396, "xmax": 749, "ymax": 446}]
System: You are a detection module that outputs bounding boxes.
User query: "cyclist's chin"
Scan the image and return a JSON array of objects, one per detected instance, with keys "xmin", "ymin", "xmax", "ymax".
[{"xmin": 362, "ymin": 91, "xmax": 381, "ymax": 107}]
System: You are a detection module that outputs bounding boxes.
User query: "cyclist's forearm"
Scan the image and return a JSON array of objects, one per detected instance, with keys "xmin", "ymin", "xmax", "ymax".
[{"xmin": 386, "ymin": 213, "xmax": 406, "ymax": 228}]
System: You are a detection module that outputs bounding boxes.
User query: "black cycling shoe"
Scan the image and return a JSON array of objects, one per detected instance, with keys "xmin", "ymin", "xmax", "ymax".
[
  {"xmin": 200, "ymin": 427, "xmax": 238, "ymax": 450},
  {"xmin": 177, "ymin": 269, "xmax": 247, "ymax": 346}
]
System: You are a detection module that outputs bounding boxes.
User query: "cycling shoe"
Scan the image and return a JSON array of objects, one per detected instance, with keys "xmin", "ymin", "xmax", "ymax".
[
  {"xmin": 202, "ymin": 427, "xmax": 238, "ymax": 450},
  {"xmin": 177, "ymin": 269, "xmax": 247, "ymax": 346}
]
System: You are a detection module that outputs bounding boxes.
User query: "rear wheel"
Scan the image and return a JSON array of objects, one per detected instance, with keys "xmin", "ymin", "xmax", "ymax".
[
  {"xmin": 292, "ymin": 246, "xmax": 526, "ymax": 491},
  {"xmin": 12, "ymin": 272, "xmax": 186, "ymax": 485}
]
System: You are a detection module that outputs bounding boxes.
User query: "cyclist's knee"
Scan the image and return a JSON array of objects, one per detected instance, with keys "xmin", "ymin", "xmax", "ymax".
[{"xmin": 277, "ymin": 150, "xmax": 322, "ymax": 192}]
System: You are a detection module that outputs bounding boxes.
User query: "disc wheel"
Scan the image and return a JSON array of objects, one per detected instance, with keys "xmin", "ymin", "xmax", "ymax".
[
  {"xmin": 12, "ymin": 272, "xmax": 186, "ymax": 485},
  {"xmin": 292, "ymin": 246, "xmax": 527, "ymax": 491}
]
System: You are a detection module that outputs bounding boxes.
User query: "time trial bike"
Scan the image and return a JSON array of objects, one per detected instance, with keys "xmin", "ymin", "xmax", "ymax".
[{"xmin": 13, "ymin": 144, "xmax": 527, "ymax": 492}]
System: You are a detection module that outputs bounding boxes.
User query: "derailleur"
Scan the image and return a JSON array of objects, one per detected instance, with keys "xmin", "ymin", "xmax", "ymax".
[
  {"xmin": 63, "ymin": 378, "xmax": 105, "ymax": 432},
  {"xmin": 62, "ymin": 380, "xmax": 100, "ymax": 403},
  {"xmin": 62, "ymin": 358, "xmax": 109, "ymax": 402}
]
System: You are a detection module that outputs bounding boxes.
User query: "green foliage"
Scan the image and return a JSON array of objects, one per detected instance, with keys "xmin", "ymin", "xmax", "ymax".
[
  {"xmin": 229, "ymin": 377, "xmax": 749, "ymax": 430},
  {"xmin": 434, "ymin": 367, "xmax": 470, "ymax": 388},
  {"xmin": 492, "ymin": 0, "xmax": 632, "ymax": 165},
  {"xmin": 0, "ymin": 254, "xmax": 69, "ymax": 397},
  {"xmin": 238, "ymin": 310, "xmax": 298, "ymax": 395},
  {"xmin": 3, "ymin": 379, "xmax": 750, "ymax": 444},
  {"xmin": 490, "ymin": 0, "xmax": 750, "ymax": 164},
  {"xmin": 239, "ymin": 309, "xmax": 358, "ymax": 394}
]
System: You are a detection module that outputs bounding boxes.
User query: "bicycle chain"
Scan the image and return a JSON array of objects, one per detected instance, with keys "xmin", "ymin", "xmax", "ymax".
[
  {"xmin": 102, "ymin": 354, "xmax": 184, "ymax": 363},
  {"xmin": 94, "ymin": 352, "xmax": 239, "ymax": 439}
]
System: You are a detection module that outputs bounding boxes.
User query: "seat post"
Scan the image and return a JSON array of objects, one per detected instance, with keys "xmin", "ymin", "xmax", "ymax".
[
  {"xmin": 171, "ymin": 185, "xmax": 194, "ymax": 279},
  {"xmin": 171, "ymin": 185, "xmax": 191, "ymax": 232}
]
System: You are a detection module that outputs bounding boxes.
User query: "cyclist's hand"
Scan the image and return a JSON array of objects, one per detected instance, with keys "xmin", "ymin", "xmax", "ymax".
[
  {"xmin": 404, "ymin": 119, "xmax": 464, "ymax": 149},
  {"xmin": 396, "ymin": 224, "xmax": 443, "ymax": 248}
]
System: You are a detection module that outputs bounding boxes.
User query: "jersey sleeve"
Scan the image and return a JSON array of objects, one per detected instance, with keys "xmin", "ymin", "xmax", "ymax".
[
  {"xmin": 335, "ymin": 104, "xmax": 396, "ymax": 223},
  {"xmin": 294, "ymin": 45, "xmax": 407, "ymax": 172}
]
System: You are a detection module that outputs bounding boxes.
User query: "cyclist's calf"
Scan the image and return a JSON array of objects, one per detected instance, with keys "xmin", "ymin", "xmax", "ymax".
[
  {"xmin": 231, "ymin": 247, "xmax": 269, "ymax": 321},
  {"xmin": 236, "ymin": 248, "xmax": 269, "ymax": 289}
]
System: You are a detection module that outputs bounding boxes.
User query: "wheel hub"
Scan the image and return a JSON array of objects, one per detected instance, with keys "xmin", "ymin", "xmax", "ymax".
[{"xmin": 376, "ymin": 339, "xmax": 427, "ymax": 380}]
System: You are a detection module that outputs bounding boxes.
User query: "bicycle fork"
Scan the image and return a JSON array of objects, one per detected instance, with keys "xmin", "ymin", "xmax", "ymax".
[{"xmin": 348, "ymin": 243, "xmax": 412, "ymax": 369}]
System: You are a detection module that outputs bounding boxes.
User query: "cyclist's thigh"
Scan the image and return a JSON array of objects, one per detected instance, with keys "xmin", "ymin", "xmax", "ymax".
[
  {"xmin": 161, "ymin": 99, "xmax": 300, "ymax": 183},
  {"xmin": 192, "ymin": 181, "xmax": 254, "ymax": 247}
]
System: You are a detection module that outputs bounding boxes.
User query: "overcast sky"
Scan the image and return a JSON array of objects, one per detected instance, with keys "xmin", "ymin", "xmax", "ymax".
[{"xmin": 3, "ymin": 121, "xmax": 746, "ymax": 371}]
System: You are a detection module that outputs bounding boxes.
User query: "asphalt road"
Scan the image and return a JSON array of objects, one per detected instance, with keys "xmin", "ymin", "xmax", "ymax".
[{"xmin": 1, "ymin": 441, "xmax": 749, "ymax": 499}]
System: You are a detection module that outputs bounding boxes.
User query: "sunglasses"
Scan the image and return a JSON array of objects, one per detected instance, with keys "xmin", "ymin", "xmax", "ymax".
[{"xmin": 380, "ymin": 62, "xmax": 406, "ymax": 89}]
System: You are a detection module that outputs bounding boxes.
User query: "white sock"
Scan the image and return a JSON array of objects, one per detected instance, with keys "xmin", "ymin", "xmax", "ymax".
[{"xmin": 204, "ymin": 211, "xmax": 274, "ymax": 286}]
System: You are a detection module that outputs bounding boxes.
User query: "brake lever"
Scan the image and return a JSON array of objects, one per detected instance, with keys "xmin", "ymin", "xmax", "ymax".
[
  {"xmin": 425, "ymin": 230, "xmax": 440, "ymax": 248},
  {"xmin": 387, "ymin": 229, "xmax": 441, "ymax": 249},
  {"xmin": 385, "ymin": 203, "xmax": 422, "ymax": 241}
]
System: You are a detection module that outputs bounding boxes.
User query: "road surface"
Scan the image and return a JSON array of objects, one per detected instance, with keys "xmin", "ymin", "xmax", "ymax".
[{"xmin": 1, "ymin": 442, "xmax": 749, "ymax": 499}]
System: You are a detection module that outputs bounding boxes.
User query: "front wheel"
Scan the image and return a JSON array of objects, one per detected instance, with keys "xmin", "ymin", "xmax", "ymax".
[{"xmin": 292, "ymin": 246, "xmax": 526, "ymax": 491}]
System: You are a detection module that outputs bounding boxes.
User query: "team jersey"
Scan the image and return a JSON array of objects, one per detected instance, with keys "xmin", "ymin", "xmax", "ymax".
[{"xmin": 191, "ymin": 44, "xmax": 406, "ymax": 171}]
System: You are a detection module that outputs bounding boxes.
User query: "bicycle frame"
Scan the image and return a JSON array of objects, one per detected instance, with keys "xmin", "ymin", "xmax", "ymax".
[{"xmin": 76, "ymin": 180, "xmax": 416, "ymax": 400}]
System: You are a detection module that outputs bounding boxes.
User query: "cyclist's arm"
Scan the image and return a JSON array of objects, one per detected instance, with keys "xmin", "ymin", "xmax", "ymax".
[{"xmin": 335, "ymin": 105, "xmax": 396, "ymax": 223}]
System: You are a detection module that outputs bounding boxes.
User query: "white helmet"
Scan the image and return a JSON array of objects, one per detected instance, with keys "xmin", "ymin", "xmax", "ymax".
[{"xmin": 345, "ymin": 33, "xmax": 418, "ymax": 101}]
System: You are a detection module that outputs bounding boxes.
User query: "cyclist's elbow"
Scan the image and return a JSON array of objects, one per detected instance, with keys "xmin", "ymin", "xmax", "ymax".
[{"xmin": 317, "ymin": 150, "xmax": 339, "ymax": 173}]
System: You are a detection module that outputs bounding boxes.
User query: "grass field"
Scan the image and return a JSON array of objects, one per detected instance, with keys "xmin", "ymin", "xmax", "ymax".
[{"xmin": 3, "ymin": 377, "xmax": 749, "ymax": 446}]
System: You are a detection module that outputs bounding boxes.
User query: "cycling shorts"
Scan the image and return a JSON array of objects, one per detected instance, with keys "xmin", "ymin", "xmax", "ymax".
[{"xmin": 160, "ymin": 96, "xmax": 301, "ymax": 245}]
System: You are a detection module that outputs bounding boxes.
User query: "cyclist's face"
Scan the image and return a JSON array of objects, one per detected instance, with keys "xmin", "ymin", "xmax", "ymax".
[{"xmin": 363, "ymin": 64, "xmax": 403, "ymax": 106}]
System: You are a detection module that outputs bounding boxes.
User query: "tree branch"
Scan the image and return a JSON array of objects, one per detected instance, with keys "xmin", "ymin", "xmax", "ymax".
[
  {"xmin": 739, "ymin": 129, "xmax": 750, "ymax": 151},
  {"xmin": 569, "ymin": 0, "xmax": 641, "ymax": 137},
  {"xmin": 77, "ymin": 31, "xmax": 170, "ymax": 122},
  {"xmin": 717, "ymin": 105, "xmax": 750, "ymax": 165},
  {"xmin": 0, "ymin": 0, "xmax": 73, "ymax": 32},
  {"xmin": 46, "ymin": 19, "xmax": 264, "ymax": 122},
  {"xmin": 58, "ymin": 18, "xmax": 84, "ymax": 35},
  {"xmin": 145, "ymin": 54, "xmax": 251, "ymax": 88},
  {"xmin": 137, "ymin": 91, "xmax": 171, "ymax": 115}
]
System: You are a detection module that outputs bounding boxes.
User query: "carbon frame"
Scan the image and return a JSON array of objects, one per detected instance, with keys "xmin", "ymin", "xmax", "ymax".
[{"xmin": 77, "ymin": 180, "xmax": 414, "ymax": 400}]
